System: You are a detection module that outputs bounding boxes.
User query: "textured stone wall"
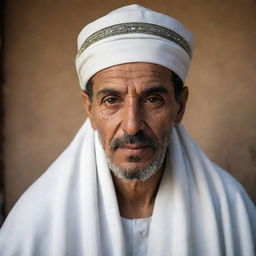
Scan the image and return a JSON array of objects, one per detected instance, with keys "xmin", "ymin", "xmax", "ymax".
[{"xmin": 3, "ymin": 0, "xmax": 256, "ymax": 214}]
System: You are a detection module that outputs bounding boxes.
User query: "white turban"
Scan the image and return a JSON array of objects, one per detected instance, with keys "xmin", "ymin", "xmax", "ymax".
[{"xmin": 75, "ymin": 4, "xmax": 194, "ymax": 90}]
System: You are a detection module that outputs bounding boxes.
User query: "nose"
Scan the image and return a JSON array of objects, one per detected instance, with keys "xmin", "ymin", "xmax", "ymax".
[{"xmin": 121, "ymin": 101, "xmax": 145, "ymax": 135}]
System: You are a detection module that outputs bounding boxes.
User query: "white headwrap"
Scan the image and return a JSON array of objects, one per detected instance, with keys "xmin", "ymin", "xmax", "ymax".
[{"xmin": 75, "ymin": 4, "xmax": 194, "ymax": 90}]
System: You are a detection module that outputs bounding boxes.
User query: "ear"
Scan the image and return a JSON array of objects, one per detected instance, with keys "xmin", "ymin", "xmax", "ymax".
[
  {"xmin": 81, "ymin": 91, "xmax": 97, "ymax": 130},
  {"xmin": 174, "ymin": 87, "xmax": 189, "ymax": 124}
]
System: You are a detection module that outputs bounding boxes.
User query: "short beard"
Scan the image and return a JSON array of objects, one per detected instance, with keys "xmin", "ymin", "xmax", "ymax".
[
  {"xmin": 99, "ymin": 132, "xmax": 170, "ymax": 181},
  {"xmin": 107, "ymin": 142, "xmax": 168, "ymax": 181}
]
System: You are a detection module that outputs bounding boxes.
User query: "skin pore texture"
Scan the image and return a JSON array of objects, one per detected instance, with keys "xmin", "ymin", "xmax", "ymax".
[{"xmin": 82, "ymin": 63, "xmax": 188, "ymax": 218}]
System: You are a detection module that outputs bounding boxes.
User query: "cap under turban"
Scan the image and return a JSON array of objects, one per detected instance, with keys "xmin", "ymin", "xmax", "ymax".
[{"xmin": 75, "ymin": 4, "xmax": 194, "ymax": 90}]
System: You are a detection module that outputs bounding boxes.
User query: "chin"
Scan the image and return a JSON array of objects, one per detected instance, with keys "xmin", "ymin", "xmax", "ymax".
[
  {"xmin": 102, "ymin": 133, "xmax": 170, "ymax": 180},
  {"xmin": 108, "ymin": 157, "xmax": 165, "ymax": 181}
]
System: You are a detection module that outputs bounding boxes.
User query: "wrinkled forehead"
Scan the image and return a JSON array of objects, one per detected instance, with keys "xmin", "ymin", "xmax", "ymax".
[
  {"xmin": 91, "ymin": 62, "xmax": 173, "ymax": 87},
  {"xmin": 92, "ymin": 63, "xmax": 173, "ymax": 81},
  {"xmin": 90, "ymin": 63, "xmax": 174, "ymax": 95}
]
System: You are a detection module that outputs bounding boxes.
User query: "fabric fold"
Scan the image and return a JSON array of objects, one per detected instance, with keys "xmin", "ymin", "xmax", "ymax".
[{"xmin": 0, "ymin": 120, "xmax": 255, "ymax": 256}]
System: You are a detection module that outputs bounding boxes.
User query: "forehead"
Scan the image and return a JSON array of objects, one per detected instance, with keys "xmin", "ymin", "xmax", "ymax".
[{"xmin": 91, "ymin": 62, "xmax": 173, "ymax": 92}]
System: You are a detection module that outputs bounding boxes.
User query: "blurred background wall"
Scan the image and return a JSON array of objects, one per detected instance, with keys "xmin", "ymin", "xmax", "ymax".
[{"xmin": 3, "ymin": 0, "xmax": 256, "ymax": 215}]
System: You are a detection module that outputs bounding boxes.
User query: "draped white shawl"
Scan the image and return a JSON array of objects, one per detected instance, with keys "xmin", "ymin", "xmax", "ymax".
[{"xmin": 0, "ymin": 120, "xmax": 255, "ymax": 256}]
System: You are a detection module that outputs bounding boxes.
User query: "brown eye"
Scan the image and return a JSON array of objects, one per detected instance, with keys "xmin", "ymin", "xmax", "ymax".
[
  {"xmin": 146, "ymin": 96, "xmax": 163, "ymax": 104},
  {"xmin": 103, "ymin": 96, "xmax": 120, "ymax": 105}
]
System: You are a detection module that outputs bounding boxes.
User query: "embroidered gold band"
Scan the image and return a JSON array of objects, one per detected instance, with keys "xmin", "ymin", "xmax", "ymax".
[{"xmin": 77, "ymin": 22, "xmax": 192, "ymax": 58}]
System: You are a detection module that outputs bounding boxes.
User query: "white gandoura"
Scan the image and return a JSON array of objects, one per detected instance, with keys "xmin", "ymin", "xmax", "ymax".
[{"xmin": 0, "ymin": 5, "xmax": 255, "ymax": 256}]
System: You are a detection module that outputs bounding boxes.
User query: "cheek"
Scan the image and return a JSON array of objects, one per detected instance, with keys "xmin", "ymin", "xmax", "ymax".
[
  {"xmin": 145, "ymin": 108, "xmax": 177, "ymax": 127},
  {"xmin": 91, "ymin": 110, "xmax": 122, "ymax": 149},
  {"xmin": 145, "ymin": 109, "xmax": 176, "ymax": 140}
]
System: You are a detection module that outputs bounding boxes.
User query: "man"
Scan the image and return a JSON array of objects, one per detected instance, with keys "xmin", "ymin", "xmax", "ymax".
[{"xmin": 0, "ymin": 4, "xmax": 255, "ymax": 256}]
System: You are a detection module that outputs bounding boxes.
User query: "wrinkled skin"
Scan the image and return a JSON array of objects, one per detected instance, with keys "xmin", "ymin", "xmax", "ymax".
[{"xmin": 82, "ymin": 62, "xmax": 188, "ymax": 178}]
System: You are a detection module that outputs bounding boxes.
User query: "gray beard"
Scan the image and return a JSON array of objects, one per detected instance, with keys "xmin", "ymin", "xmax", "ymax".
[{"xmin": 104, "ymin": 137, "xmax": 169, "ymax": 181}]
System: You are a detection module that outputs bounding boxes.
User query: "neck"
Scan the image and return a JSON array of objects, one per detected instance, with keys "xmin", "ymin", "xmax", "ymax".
[{"xmin": 111, "ymin": 166, "xmax": 164, "ymax": 219}]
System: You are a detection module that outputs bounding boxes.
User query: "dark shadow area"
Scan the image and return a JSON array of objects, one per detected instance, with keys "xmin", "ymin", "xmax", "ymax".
[{"xmin": 0, "ymin": 0, "xmax": 5, "ymax": 222}]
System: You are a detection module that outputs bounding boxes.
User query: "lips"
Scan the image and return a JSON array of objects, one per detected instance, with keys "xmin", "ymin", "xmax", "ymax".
[
  {"xmin": 118, "ymin": 144, "xmax": 151, "ymax": 156},
  {"xmin": 121, "ymin": 144, "xmax": 147, "ymax": 149}
]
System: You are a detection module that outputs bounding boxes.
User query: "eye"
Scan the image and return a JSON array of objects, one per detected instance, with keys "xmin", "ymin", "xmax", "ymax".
[
  {"xmin": 146, "ymin": 95, "xmax": 163, "ymax": 104},
  {"xmin": 103, "ymin": 96, "xmax": 120, "ymax": 105}
]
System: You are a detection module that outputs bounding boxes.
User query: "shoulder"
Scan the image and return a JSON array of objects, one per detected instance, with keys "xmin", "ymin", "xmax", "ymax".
[
  {"xmin": 0, "ymin": 150, "xmax": 76, "ymax": 255},
  {"xmin": 0, "ymin": 171, "xmax": 54, "ymax": 255},
  {"xmin": 0, "ymin": 121, "xmax": 94, "ymax": 255},
  {"xmin": 208, "ymin": 162, "xmax": 256, "ymax": 220},
  {"xmin": 212, "ymin": 163, "xmax": 251, "ymax": 199}
]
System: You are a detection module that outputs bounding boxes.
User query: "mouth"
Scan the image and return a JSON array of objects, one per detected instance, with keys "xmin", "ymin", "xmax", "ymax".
[{"xmin": 117, "ymin": 144, "xmax": 152, "ymax": 156}]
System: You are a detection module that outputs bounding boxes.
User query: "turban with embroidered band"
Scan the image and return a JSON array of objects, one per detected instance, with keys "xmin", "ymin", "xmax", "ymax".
[{"xmin": 75, "ymin": 4, "xmax": 194, "ymax": 90}]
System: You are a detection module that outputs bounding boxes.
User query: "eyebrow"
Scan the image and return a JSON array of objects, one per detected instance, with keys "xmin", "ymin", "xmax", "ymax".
[
  {"xmin": 96, "ymin": 85, "xmax": 169, "ymax": 98},
  {"xmin": 96, "ymin": 88, "xmax": 121, "ymax": 98},
  {"xmin": 142, "ymin": 86, "xmax": 169, "ymax": 95}
]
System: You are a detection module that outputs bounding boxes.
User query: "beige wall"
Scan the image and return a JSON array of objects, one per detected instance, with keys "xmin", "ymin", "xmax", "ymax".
[{"xmin": 4, "ymin": 0, "xmax": 256, "ymax": 213}]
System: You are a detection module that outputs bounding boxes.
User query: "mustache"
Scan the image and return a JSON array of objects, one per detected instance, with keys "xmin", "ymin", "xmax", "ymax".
[{"xmin": 110, "ymin": 131, "xmax": 158, "ymax": 152}]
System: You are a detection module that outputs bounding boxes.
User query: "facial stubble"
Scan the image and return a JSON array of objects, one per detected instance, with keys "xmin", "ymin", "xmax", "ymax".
[{"xmin": 99, "ymin": 132, "xmax": 170, "ymax": 181}]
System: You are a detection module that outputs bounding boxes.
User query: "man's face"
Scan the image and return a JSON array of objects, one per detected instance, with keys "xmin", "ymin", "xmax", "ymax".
[{"xmin": 82, "ymin": 63, "xmax": 188, "ymax": 180}]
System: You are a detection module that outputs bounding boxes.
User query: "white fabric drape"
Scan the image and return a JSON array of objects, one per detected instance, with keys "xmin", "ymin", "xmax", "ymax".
[{"xmin": 0, "ymin": 120, "xmax": 255, "ymax": 255}]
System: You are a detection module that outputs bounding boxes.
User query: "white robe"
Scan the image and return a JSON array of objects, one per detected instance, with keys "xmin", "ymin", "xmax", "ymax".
[{"xmin": 0, "ymin": 120, "xmax": 255, "ymax": 256}]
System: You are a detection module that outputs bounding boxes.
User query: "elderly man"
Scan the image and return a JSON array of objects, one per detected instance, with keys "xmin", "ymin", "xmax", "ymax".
[{"xmin": 0, "ymin": 4, "xmax": 255, "ymax": 256}]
